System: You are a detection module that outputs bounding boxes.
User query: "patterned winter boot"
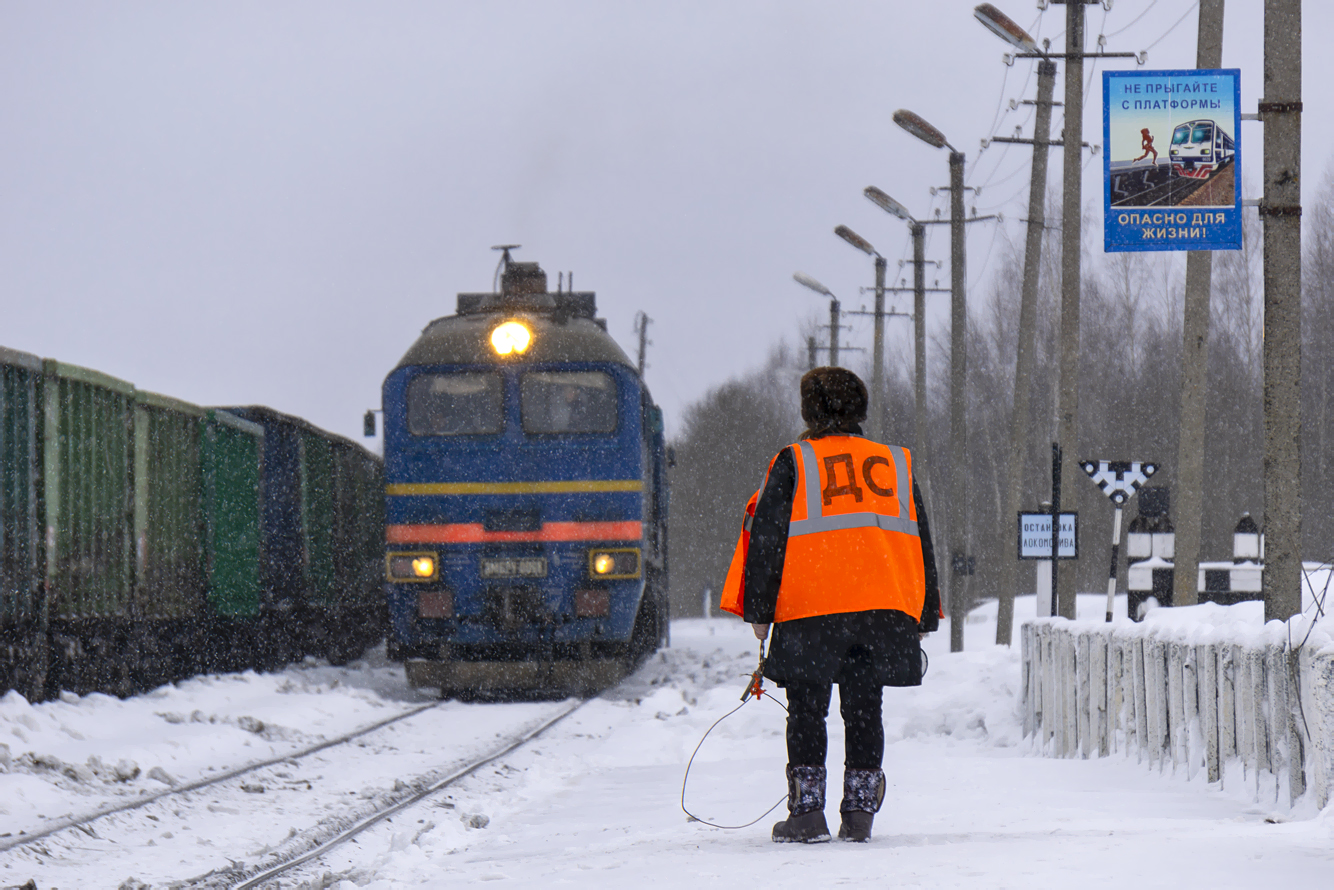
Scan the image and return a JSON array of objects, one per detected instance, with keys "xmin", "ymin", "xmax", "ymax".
[
  {"xmin": 837, "ymin": 768, "xmax": 886, "ymax": 842},
  {"xmin": 771, "ymin": 765, "xmax": 831, "ymax": 843}
]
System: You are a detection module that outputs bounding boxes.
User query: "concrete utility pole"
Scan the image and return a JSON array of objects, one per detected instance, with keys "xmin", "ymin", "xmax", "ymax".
[
  {"xmin": 829, "ymin": 297, "xmax": 841, "ymax": 367},
  {"xmin": 993, "ymin": 58, "xmax": 1059, "ymax": 646},
  {"xmin": 1173, "ymin": 0, "xmax": 1225, "ymax": 611},
  {"xmin": 872, "ymin": 254, "xmax": 888, "ymax": 440},
  {"xmin": 911, "ymin": 223, "xmax": 928, "ymax": 489},
  {"xmin": 1054, "ymin": 0, "xmax": 1094, "ymax": 621},
  {"xmin": 1261, "ymin": 0, "xmax": 1303, "ymax": 621},
  {"xmin": 948, "ymin": 149, "xmax": 969, "ymax": 652}
]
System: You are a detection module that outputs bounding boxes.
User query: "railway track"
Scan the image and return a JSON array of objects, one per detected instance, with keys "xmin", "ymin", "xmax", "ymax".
[
  {"xmin": 0, "ymin": 696, "xmax": 587, "ymax": 889},
  {"xmin": 1111, "ymin": 158, "xmax": 1234, "ymax": 209},
  {"xmin": 189, "ymin": 700, "xmax": 585, "ymax": 889},
  {"xmin": 0, "ymin": 700, "xmax": 442, "ymax": 857}
]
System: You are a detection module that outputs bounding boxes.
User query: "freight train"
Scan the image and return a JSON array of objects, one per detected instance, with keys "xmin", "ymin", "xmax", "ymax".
[
  {"xmin": 374, "ymin": 250, "xmax": 669, "ymax": 697},
  {"xmin": 0, "ymin": 346, "xmax": 384, "ymax": 702}
]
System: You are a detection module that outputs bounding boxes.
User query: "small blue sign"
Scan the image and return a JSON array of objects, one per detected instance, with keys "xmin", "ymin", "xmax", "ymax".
[{"xmin": 1103, "ymin": 69, "xmax": 1242, "ymax": 253}]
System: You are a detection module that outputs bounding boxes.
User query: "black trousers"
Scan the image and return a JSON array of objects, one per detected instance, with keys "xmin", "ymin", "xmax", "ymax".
[{"xmin": 784, "ymin": 648, "xmax": 884, "ymax": 770}]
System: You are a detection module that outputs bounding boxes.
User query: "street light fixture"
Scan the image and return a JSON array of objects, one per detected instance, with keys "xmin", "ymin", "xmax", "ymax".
[
  {"xmin": 793, "ymin": 271, "xmax": 832, "ymax": 297},
  {"xmin": 973, "ymin": 3, "xmax": 1040, "ymax": 55},
  {"xmin": 793, "ymin": 271, "xmax": 841, "ymax": 367},
  {"xmin": 835, "ymin": 224, "xmax": 879, "ymax": 259},
  {"xmin": 894, "ymin": 107, "xmax": 969, "ymax": 654},
  {"xmin": 864, "ymin": 186, "xmax": 914, "ymax": 223},
  {"xmin": 892, "ymin": 110, "xmax": 954, "ymax": 152}
]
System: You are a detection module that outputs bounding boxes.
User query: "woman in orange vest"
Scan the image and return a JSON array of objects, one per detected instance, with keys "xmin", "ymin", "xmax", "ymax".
[{"xmin": 721, "ymin": 367, "xmax": 940, "ymax": 843}]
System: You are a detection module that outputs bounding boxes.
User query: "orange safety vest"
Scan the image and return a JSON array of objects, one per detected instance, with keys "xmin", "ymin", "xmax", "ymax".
[
  {"xmin": 720, "ymin": 436, "xmax": 925, "ymax": 623},
  {"xmin": 718, "ymin": 489, "xmax": 759, "ymax": 618}
]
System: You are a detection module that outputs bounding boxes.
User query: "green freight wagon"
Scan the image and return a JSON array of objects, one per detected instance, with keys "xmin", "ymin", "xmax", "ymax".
[
  {"xmin": 327, "ymin": 438, "xmax": 385, "ymax": 663},
  {"xmin": 219, "ymin": 406, "xmax": 384, "ymax": 664},
  {"xmin": 42, "ymin": 359, "xmax": 136, "ymax": 695},
  {"xmin": 0, "ymin": 346, "xmax": 46, "ymax": 701},
  {"xmin": 3, "ymin": 350, "xmax": 379, "ymax": 699},
  {"xmin": 202, "ymin": 410, "xmax": 263, "ymax": 620},
  {"xmin": 132, "ymin": 390, "xmax": 210, "ymax": 685},
  {"xmin": 133, "ymin": 391, "xmax": 206, "ymax": 621},
  {"xmin": 199, "ymin": 409, "xmax": 265, "ymax": 669},
  {"xmin": 300, "ymin": 427, "xmax": 338, "ymax": 611}
]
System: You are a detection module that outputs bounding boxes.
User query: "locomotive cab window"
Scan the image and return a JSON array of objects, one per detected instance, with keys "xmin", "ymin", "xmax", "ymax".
[
  {"xmin": 521, "ymin": 371, "xmax": 617, "ymax": 435},
  {"xmin": 407, "ymin": 372, "xmax": 503, "ymax": 436}
]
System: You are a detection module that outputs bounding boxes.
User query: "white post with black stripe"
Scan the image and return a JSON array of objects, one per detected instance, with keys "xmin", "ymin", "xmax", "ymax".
[
  {"xmin": 1081, "ymin": 460, "xmax": 1158, "ymax": 622},
  {"xmin": 1106, "ymin": 506, "xmax": 1123, "ymax": 624}
]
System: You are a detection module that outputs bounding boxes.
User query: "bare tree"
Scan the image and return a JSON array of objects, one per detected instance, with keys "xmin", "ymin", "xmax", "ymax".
[
  {"xmin": 1302, "ymin": 167, "xmax": 1334, "ymax": 557},
  {"xmin": 666, "ymin": 345, "xmax": 802, "ymax": 617}
]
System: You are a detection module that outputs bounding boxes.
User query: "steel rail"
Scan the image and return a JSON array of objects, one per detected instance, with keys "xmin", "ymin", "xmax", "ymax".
[
  {"xmin": 207, "ymin": 698, "xmax": 587, "ymax": 889},
  {"xmin": 0, "ymin": 699, "xmax": 442, "ymax": 855}
]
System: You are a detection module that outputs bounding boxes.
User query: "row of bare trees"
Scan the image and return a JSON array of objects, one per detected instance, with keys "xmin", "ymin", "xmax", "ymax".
[{"xmin": 667, "ymin": 171, "xmax": 1334, "ymax": 625}]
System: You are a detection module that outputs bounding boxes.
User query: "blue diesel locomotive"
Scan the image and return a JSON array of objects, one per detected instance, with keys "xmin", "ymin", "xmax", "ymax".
[{"xmin": 375, "ymin": 252, "xmax": 669, "ymax": 696}]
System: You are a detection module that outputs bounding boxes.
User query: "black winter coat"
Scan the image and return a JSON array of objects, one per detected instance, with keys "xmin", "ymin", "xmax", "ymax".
[{"xmin": 741, "ymin": 433, "xmax": 941, "ymax": 687}]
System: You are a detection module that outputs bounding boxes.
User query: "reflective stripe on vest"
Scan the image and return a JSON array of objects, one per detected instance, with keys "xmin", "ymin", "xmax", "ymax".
[{"xmin": 788, "ymin": 440, "xmax": 919, "ymax": 539}]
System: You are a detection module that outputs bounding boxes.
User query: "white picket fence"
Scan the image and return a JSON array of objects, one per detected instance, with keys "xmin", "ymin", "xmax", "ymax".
[{"xmin": 1020, "ymin": 619, "xmax": 1334, "ymax": 808}]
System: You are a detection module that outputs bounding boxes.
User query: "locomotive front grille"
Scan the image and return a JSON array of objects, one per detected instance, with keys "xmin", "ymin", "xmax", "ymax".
[{"xmin": 482, "ymin": 586, "xmax": 552, "ymax": 631}]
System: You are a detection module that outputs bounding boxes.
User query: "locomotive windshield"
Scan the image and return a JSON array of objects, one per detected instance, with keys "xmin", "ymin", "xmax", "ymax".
[
  {"xmin": 407, "ymin": 372, "xmax": 503, "ymax": 436},
  {"xmin": 521, "ymin": 370, "xmax": 618, "ymax": 434},
  {"xmin": 1172, "ymin": 125, "xmax": 1191, "ymax": 144}
]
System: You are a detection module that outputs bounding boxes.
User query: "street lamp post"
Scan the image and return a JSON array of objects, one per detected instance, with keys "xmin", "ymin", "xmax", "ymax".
[
  {"xmin": 974, "ymin": 3, "xmax": 1059, "ymax": 643},
  {"xmin": 793, "ymin": 272, "xmax": 841, "ymax": 367},
  {"xmin": 1002, "ymin": 3, "xmax": 1138, "ymax": 621},
  {"xmin": 1054, "ymin": 0, "xmax": 1090, "ymax": 621},
  {"xmin": 834, "ymin": 225, "xmax": 888, "ymax": 441},
  {"xmin": 894, "ymin": 109, "xmax": 969, "ymax": 653},
  {"xmin": 863, "ymin": 188, "xmax": 930, "ymax": 485}
]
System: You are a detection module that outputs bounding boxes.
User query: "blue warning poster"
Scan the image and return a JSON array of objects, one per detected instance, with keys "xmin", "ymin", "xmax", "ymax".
[{"xmin": 1103, "ymin": 69, "xmax": 1242, "ymax": 253}]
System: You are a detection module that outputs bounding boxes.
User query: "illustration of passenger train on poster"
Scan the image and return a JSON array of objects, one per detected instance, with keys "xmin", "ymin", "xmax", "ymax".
[{"xmin": 1103, "ymin": 69, "xmax": 1242, "ymax": 253}]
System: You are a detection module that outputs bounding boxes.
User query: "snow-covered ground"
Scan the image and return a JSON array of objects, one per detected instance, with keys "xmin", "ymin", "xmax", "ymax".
[{"xmin": 2, "ymin": 598, "xmax": 1332, "ymax": 889}]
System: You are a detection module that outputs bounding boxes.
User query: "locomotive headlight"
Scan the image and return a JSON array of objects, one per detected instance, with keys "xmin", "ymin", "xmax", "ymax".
[
  {"xmin": 387, "ymin": 552, "xmax": 438, "ymax": 582},
  {"xmin": 491, "ymin": 321, "xmax": 532, "ymax": 356},
  {"xmin": 588, "ymin": 548, "xmax": 641, "ymax": 579}
]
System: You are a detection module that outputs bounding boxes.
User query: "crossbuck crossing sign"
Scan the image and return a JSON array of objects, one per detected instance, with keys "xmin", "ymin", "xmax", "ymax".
[{"xmin": 1080, "ymin": 460, "xmax": 1158, "ymax": 505}]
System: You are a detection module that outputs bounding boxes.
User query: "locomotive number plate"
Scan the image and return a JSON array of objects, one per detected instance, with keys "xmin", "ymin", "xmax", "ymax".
[{"xmin": 480, "ymin": 556, "xmax": 548, "ymax": 579}]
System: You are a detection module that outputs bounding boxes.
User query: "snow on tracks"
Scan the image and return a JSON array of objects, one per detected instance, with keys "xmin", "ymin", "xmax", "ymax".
[{"xmin": 0, "ymin": 648, "xmax": 579, "ymax": 888}]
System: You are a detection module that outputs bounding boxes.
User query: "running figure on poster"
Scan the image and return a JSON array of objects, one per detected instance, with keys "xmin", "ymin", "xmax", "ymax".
[{"xmin": 1134, "ymin": 128, "xmax": 1158, "ymax": 163}]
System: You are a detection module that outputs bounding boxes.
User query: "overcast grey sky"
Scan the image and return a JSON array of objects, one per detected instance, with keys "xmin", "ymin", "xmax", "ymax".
[{"xmin": 1, "ymin": 1, "xmax": 1328, "ymax": 443}]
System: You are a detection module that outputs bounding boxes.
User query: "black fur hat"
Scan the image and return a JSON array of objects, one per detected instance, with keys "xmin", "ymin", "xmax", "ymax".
[{"xmin": 800, "ymin": 367, "xmax": 868, "ymax": 430}]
